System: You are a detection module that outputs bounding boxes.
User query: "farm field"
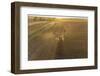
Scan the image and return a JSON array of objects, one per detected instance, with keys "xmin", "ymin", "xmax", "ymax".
[{"xmin": 28, "ymin": 16, "xmax": 88, "ymax": 60}]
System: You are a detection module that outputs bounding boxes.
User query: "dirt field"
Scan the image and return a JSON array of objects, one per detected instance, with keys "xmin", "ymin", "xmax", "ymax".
[{"xmin": 28, "ymin": 16, "xmax": 88, "ymax": 60}]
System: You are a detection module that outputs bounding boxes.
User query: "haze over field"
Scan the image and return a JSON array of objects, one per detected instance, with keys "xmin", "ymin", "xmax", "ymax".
[{"xmin": 28, "ymin": 15, "xmax": 88, "ymax": 60}]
